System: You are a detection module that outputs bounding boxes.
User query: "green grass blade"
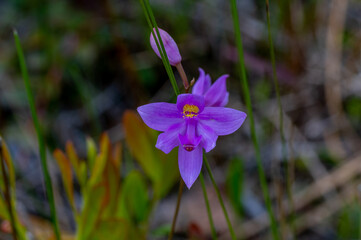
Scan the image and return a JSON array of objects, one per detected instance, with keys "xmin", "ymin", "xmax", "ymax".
[
  {"xmin": 199, "ymin": 172, "xmax": 217, "ymax": 240},
  {"xmin": 203, "ymin": 156, "xmax": 236, "ymax": 240},
  {"xmin": 68, "ymin": 66, "xmax": 101, "ymax": 137},
  {"xmin": 13, "ymin": 30, "xmax": 61, "ymax": 240},
  {"xmin": 139, "ymin": 0, "xmax": 180, "ymax": 95},
  {"xmin": 265, "ymin": 0, "xmax": 295, "ymax": 235},
  {"xmin": 229, "ymin": 0, "xmax": 280, "ymax": 239}
]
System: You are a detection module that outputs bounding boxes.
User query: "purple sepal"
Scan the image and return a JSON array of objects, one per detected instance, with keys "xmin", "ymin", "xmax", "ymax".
[{"xmin": 137, "ymin": 102, "xmax": 182, "ymax": 131}]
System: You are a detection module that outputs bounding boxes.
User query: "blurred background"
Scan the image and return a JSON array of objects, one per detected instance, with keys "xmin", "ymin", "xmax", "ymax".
[{"xmin": 1, "ymin": 0, "xmax": 361, "ymax": 239}]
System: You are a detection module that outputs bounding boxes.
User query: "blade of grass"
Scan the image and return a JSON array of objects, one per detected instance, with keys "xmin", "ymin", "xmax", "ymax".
[
  {"xmin": 13, "ymin": 30, "xmax": 61, "ymax": 240},
  {"xmin": 199, "ymin": 172, "xmax": 217, "ymax": 240},
  {"xmin": 203, "ymin": 156, "xmax": 236, "ymax": 240},
  {"xmin": 265, "ymin": 0, "xmax": 295, "ymax": 236},
  {"xmin": 139, "ymin": 0, "xmax": 180, "ymax": 96},
  {"xmin": 68, "ymin": 66, "xmax": 101, "ymax": 137},
  {"xmin": 229, "ymin": 1, "xmax": 280, "ymax": 239}
]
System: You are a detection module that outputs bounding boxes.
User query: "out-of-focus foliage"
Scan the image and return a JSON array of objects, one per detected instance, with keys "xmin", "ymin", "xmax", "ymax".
[
  {"xmin": 123, "ymin": 110, "xmax": 179, "ymax": 198},
  {"xmin": 53, "ymin": 133, "xmax": 146, "ymax": 240},
  {"xmin": 0, "ymin": 138, "xmax": 27, "ymax": 240},
  {"xmin": 337, "ymin": 203, "xmax": 360, "ymax": 239},
  {"xmin": 226, "ymin": 157, "xmax": 244, "ymax": 216},
  {"xmin": 52, "ymin": 114, "xmax": 179, "ymax": 239}
]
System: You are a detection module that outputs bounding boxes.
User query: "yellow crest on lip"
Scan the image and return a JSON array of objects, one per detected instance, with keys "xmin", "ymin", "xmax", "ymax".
[{"xmin": 183, "ymin": 104, "xmax": 199, "ymax": 118}]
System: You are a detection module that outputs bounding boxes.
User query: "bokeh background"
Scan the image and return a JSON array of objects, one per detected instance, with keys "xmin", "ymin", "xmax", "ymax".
[{"xmin": 1, "ymin": 0, "xmax": 361, "ymax": 239}]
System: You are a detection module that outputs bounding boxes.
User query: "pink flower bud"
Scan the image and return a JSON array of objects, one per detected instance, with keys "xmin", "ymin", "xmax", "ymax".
[{"xmin": 150, "ymin": 28, "xmax": 182, "ymax": 66}]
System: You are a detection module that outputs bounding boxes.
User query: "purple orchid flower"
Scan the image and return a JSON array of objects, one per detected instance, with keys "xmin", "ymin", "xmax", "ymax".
[
  {"xmin": 150, "ymin": 28, "xmax": 182, "ymax": 66},
  {"xmin": 137, "ymin": 93, "xmax": 246, "ymax": 189},
  {"xmin": 192, "ymin": 68, "xmax": 230, "ymax": 107}
]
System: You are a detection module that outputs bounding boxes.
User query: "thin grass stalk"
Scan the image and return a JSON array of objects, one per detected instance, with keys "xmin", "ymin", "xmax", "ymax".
[
  {"xmin": 203, "ymin": 156, "xmax": 236, "ymax": 240},
  {"xmin": 139, "ymin": 0, "xmax": 175, "ymax": 91},
  {"xmin": 139, "ymin": 0, "xmax": 180, "ymax": 95},
  {"xmin": 229, "ymin": 0, "xmax": 280, "ymax": 239},
  {"xmin": 69, "ymin": 67, "xmax": 101, "ymax": 137},
  {"xmin": 265, "ymin": 0, "xmax": 295, "ymax": 237},
  {"xmin": 199, "ymin": 172, "xmax": 217, "ymax": 240},
  {"xmin": 143, "ymin": 0, "xmax": 176, "ymax": 84},
  {"xmin": 168, "ymin": 180, "xmax": 184, "ymax": 240},
  {"xmin": 13, "ymin": 30, "xmax": 61, "ymax": 240},
  {"xmin": 0, "ymin": 140, "xmax": 18, "ymax": 240},
  {"xmin": 265, "ymin": 0, "xmax": 295, "ymax": 236}
]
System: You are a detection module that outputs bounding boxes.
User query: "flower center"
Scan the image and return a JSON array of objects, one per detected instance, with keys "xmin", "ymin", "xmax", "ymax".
[{"xmin": 183, "ymin": 104, "xmax": 199, "ymax": 118}]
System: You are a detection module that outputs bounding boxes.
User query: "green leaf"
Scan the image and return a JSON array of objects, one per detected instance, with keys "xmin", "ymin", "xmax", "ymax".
[
  {"xmin": 123, "ymin": 111, "xmax": 162, "ymax": 186},
  {"xmin": 101, "ymin": 147, "xmax": 121, "ymax": 218},
  {"xmin": 157, "ymin": 149, "xmax": 179, "ymax": 198},
  {"xmin": 77, "ymin": 184, "xmax": 106, "ymax": 240},
  {"xmin": 117, "ymin": 171, "xmax": 149, "ymax": 224},
  {"xmin": 123, "ymin": 110, "xmax": 178, "ymax": 198},
  {"xmin": 88, "ymin": 218, "xmax": 130, "ymax": 240},
  {"xmin": 53, "ymin": 149, "xmax": 75, "ymax": 210},
  {"xmin": 337, "ymin": 203, "xmax": 360, "ymax": 239},
  {"xmin": 88, "ymin": 134, "xmax": 109, "ymax": 188},
  {"xmin": 151, "ymin": 224, "xmax": 171, "ymax": 238},
  {"xmin": 66, "ymin": 141, "xmax": 81, "ymax": 184},
  {"xmin": 86, "ymin": 136, "xmax": 97, "ymax": 174},
  {"xmin": 226, "ymin": 157, "xmax": 244, "ymax": 215},
  {"xmin": 1, "ymin": 141, "xmax": 16, "ymax": 189}
]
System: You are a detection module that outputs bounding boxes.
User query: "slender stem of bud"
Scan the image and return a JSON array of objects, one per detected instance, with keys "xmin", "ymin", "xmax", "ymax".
[
  {"xmin": 168, "ymin": 180, "xmax": 184, "ymax": 240},
  {"xmin": 176, "ymin": 63, "xmax": 189, "ymax": 93}
]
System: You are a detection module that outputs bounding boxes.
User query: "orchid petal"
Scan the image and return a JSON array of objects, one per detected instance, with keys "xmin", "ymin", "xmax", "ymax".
[
  {"xmin": 176, "ymin": 94, "xmax": 205, "ymax": 113},
  {"xmin": 197, "ymin": 122, "xmax": 218, "ymax": 152},
  {"xmin": 219, "ymin": 92, "xmax": 229, "ymax": 107},
  {"xmin": 199, "ymin": 107, "xmax": 247, "ymax": 135},
  {"xmin": 204, "ymin": 74, "xmax": 229, "ymax": 107},
  {"xmin": 137, "ymin": 103, "xmax": 182, "ymax": 131},
  {"xmin": 156, "ymin": 122, "xmax": 185, "ymax": 154},
  {"xmin": 192, "ymin": 68, "xmax": 211, "ymax": 96},
  {"xmin": 178, "ymin": 145, "xmax": 203, "ymax": 189}
]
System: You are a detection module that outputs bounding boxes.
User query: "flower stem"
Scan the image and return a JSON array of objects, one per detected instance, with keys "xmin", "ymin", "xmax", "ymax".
[
  {"xmin": 199, "ymin": 172, "xmax": 217, "ymax": 240},
  {"xmin": 13, "ymin": 30, "xmax": 61, "ymax": 240},
  {"xmin": 139, "ymin": 0, "xmax": 180, "ymax": 96},
  {"xmin": 175, "ymin": 63, "xmax": 189, "ymax": 92},
  {"xmin": 265, "ymin": 0, "xmax": 295, "ymax": 236},
  {"xmin": 168, "ymin": 180, "xmax": 184, "ymax": 240},
  {"xmin": 203, "ymin": 156, "xmax": 236, "ymax": 240},
  {"xmin": 229, "ymin": 0, "xmax": 280, "ymax": 239},
  {"xmin": 0, "ymin": 139, "xmax": 18, "ymax": 240}
]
